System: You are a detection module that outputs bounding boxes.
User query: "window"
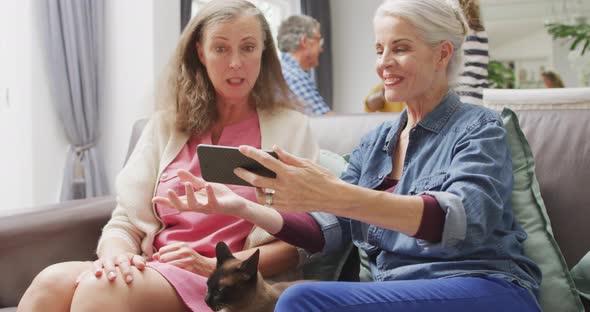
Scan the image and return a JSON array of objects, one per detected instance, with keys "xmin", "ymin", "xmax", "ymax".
[{"xmin": 187, "ymin": 0, "xmax": 299, "ymax": 42}]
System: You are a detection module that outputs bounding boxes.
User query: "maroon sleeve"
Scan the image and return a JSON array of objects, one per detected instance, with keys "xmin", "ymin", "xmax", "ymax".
[
  {"xmin": 412, "ymin": 195, "xmax": 445, "ymax": 243},
  {"xmin": 274, "ymin": 211, "xmax": 324, "ymax": 253}
]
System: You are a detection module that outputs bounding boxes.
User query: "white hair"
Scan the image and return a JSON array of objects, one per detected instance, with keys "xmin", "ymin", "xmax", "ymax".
[{"xmin": 376, "ymin": 0, "xmax": 467, "ymax": 81}]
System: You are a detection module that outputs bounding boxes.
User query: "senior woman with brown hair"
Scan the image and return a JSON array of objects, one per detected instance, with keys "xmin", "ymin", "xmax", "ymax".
[
  {"xmin": 157, "ymin": 0, "xmax": 543, "ymax": 311},
  {"xmin": 17, "ymin": 0, "xmax": 317, "ymax": 311}
]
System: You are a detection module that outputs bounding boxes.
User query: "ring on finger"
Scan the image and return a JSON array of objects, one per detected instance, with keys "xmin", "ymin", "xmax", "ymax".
[{"xmin": 265, "ymin": 188, "xmax": 275, "ymax": 207}]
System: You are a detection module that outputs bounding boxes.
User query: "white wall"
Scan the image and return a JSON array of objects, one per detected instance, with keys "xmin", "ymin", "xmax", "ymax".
[
  {"xmin": 154, "ymin": 0, "xmax": 181, "ymax": 81},
  {"xmin": 0, "ymin": 0, "xmax": 34, "ymax": 212},
  {"xmin": 330, "ymin": 0, "xmax": 382, "ymax": 113},
  {"xmin": 489, "ymin": 29, "xmax": 552, "ymax": 62},
  {"xmin": 0, "ymin": 1, "xmax": 88, "ymax": 212},
  {"xmin": 30, "ymin": 17, "xmax": 69, "ymax": 208},
  {"xmin": 100, "ymin": 0, "xmax": 180, "ymax": 194},
  {"xmin": 552, "ymin": 38, "xmax": 579, "ymax": 88},
  {"xmin": 0, "ymin": 0, "xmax": 180, "ymax": 212}
]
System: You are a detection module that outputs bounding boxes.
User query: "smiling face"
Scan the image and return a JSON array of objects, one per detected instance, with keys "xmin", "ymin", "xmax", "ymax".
[
  {"xmin": 197, "ymin": 14, "xmax": 264, "ymax": 104},
  {"xmin": 374, "ymin": 16, "xmax": 449, "ymax": 104}
]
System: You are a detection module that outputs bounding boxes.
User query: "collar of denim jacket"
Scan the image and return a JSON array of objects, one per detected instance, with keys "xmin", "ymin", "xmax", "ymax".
[
  {"xmin": 383, "ymin": 89, "xmax": 459, "ymax": 153},
  {"xmin": 417, "ymin": 90, "xmax": 459, "ymax": 134}
]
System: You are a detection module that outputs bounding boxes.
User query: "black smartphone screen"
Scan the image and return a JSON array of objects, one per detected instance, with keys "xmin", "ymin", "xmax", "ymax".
[{"xmin": 197, "ymin": 144, "xmax": 278, "ymax": 186}]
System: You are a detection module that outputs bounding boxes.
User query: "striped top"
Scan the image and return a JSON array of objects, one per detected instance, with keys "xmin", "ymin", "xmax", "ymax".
[{"xmin": 456, "ymin": 30, "xmax": 489, "ymax": 106}]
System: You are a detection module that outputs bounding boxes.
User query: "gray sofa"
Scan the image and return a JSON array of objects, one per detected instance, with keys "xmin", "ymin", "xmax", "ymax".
[{"xmin": 2, "ymin": 90, "xmax": 589, "ymax": 311}]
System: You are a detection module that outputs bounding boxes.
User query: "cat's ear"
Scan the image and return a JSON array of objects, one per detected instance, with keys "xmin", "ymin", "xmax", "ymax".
[
  {"xmin": 215, "ymin": 241, "xmax": 235, "ymax": 267},
  {"xmin": 240, "ymin": 248, "xmax": 260, "ymax": 279}
]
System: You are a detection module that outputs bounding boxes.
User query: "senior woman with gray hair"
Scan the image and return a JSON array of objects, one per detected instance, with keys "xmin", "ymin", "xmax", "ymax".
[{"xmin": 156, "ymin": 0, "xmax": 542, "ymax": 310}]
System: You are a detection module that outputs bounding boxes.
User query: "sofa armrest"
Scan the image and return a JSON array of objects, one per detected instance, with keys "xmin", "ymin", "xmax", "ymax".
[
  {"xmin": 0, "ymin": 196, "xmax": 116, "ymax": 308},
  {"xmin": 124, "ymin": 118, "xmax": 148, "ymax": 164}
]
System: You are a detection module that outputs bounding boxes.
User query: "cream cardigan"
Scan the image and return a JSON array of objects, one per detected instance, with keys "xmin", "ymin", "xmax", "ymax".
[{"xmin": 97, "ymin": 107, "xmax": 319, "ymax": 257}]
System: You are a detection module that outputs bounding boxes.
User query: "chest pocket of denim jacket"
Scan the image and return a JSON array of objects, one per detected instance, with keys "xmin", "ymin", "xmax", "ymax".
[{"xmin": 409, "ymin": 171, "xmax": 447, "ymax": 194}]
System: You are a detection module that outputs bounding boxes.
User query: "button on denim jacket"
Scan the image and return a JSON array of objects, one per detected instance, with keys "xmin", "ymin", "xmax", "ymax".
[{"xmin": 312, "ymin": 92, "xmax": 541, "ymax": 296}]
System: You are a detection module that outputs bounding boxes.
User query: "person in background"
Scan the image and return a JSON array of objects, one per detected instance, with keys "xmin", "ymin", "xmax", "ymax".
[
  {"xmin": 541, "ymin": 70, "xmax": 565, "ymax": 88},
  {"xmin": 455, "ymin": 0, "xmax": 489, "ymax": 105},
  {"xmin": 277, "ymin": 15, "xmax": 332, "ymax": 115},
  {"xmin": 17, "ymin": 1, "xmax": 318, "ymax": 311},
  {"xmin": 364, "ymin": 83, "xmax": 406, "ymax": 112},
  {"xmin": 157, "ymin": 0, "xmax": 542, "ymax": 311}
]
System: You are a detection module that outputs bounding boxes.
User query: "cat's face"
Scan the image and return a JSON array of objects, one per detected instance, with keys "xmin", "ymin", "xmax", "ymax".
[{"xmin": 205, "ymin": 241, "xmax": 260, "ymax": 311}]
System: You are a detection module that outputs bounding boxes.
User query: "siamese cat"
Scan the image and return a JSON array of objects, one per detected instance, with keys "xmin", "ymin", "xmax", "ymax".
[{"xmin": 205, "ymin": 241, "xmax": 301, "ymax": 312}]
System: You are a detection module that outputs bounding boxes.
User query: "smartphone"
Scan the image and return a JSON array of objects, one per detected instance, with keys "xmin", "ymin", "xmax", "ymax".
[{"xmin": 197, "ymin": 144, "xmax": 278, "ymax": 187}]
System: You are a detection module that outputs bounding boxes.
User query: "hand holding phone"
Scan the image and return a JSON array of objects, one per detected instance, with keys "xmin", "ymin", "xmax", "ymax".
[{"xmin": 197, "ymin": 144, "xmax": 278, "ymax": 187}]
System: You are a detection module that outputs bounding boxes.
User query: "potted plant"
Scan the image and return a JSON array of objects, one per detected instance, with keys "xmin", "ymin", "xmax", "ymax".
[
  {"xmin": 488, "ymin": 60, "xmax": 515, "ymax": 89},
  {"xmin": 546, "ymin": 23, "xmax": 590, "ymax": 55},
  {"xmin": 546, "ymin": 21, "xmax": 590, "ymax": 86}
]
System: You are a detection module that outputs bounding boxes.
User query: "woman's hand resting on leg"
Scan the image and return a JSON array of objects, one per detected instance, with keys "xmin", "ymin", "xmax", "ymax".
[
  {"xmin": 153, "ymin": 242, "xmax": 215, "ymax": 277},
  {"xmin": 75, "ymin": 252, "xmax": 146, "ymax": 286}
]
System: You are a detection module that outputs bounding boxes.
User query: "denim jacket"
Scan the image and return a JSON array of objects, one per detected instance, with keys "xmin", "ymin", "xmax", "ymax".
[{"xmin": 312, "ymin": 92, "xmax": 541, "ymax": 296}]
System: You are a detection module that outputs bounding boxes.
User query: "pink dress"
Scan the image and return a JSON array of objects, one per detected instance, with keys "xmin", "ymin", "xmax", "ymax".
[{"xmin": 148, "ymin": 112, "xmax": 260, "ymax": 311}]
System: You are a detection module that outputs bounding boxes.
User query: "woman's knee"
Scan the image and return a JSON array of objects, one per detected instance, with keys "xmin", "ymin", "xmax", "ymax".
[
  {"xmin": 276, "ymin": 283, "xmax": 322, "ymax": 312},
  {"xmin": 72, "ymin": 270, "xmax": 127, "ymax": 308},
  {"xmin": 18, "ymin": 262, "xmax": 88, "ymax": 310},
  {"xmin": 71, "ymin": 267, "xmax": 186, "ymax": 312},
  {"xmin": 28, "ymin": 262, "xmax": 82, "ymax": 296}
]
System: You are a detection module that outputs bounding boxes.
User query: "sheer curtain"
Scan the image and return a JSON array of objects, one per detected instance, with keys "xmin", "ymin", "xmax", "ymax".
[{"xmin": 38, "ymin": 0, "xmax": 109, "ymax": 200}]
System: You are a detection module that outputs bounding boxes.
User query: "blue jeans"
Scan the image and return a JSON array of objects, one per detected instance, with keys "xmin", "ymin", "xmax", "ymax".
[{"xmin": 275, "ymin": 277, "xmax": 541, "ymax": 312}]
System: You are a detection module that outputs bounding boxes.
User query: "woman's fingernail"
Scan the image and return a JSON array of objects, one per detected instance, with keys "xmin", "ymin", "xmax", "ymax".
[
  {"xmin": 126, "ymin": 275, "xmax": 133, "ymax": 283},
  {"xmin": 108, "ymin": 271, "xmax": 117, "ymax": 280}
]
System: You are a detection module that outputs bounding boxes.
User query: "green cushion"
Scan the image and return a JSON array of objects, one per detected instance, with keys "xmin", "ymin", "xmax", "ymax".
[
  {"xmin": 502, "ymin": 108, "xmax": 583, "ymax": 312},
  {"xmin": 319, "ymin": 149, "xmax": 349, "ymax": 177},
  {"xmin": 571, "ymin": 251, "xmax": 590, "ymax": 301}
]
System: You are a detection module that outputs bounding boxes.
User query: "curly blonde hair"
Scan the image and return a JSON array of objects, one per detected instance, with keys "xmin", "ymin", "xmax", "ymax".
[
  {"xmin": 458, "ymin": 0, "xmax": 484, "ymax": 32},
  {"xmin": 162, "ymin": 0, "xmax": 297, "ymax": 135}
]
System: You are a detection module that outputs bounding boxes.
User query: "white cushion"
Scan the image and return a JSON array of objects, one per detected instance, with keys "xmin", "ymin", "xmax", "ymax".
[{"xmin": 483, "ymin": 87, "xmax": 590, "ymax": 111}]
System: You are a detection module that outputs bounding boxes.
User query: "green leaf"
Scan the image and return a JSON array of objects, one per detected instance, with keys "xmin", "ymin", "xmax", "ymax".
[
  {"xmin": 582, "ymin": 39, "xmax": 590, "ymax": 56},
  {"xmin": 546, "ymin": 23, "xmax": 590, "ymax": 56},
  {"xmin": 570, "ymin": 36, "xmax": 584, "ymax": 51},
  {"xmin": 488, "ymin": 60, "xmax": 514, "ymax": 89}
]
